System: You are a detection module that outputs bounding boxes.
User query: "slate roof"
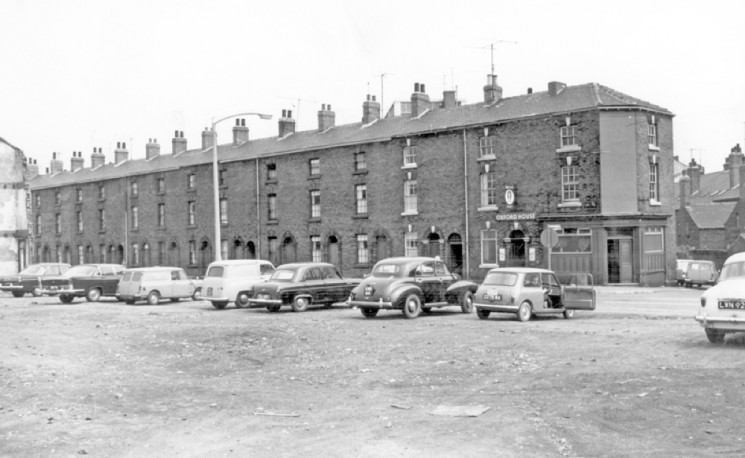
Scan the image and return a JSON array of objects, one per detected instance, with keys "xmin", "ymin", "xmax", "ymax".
[
  {"xmin": 686, "ymin": 202, "xmax": 736, "ymax": 229},
  {"xmin": 30, "ymin": 83, "xmax": 673, "ymax": 190}
]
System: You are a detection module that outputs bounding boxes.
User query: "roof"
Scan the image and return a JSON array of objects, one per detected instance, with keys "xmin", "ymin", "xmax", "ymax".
[
  {"xmin": 276, "ymin": 262, "xmax": 334, "ymax": 270},
  {"xmin": 30, "ymin": 82, "xmax": 673, "ymax": 190},
  {"xmin": 686, "ymin": 203, "xmax": 737, "ymax": 229},
  {"xmin": 207, "ymin": 259, "xmax": 273, "ymax": 267},
  {"xmin": 486, "ymin": 267, "xmax": 554, "ymax": 274},
  {"xmin": 124, "ymin": 266, "xmax": 185, "ymax": 272}
]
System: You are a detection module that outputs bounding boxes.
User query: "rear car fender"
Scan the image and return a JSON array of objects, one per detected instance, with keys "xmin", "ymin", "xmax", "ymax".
[
  {"xmin": 390, "ymin": 285, "xmax": 423, "ymax": 305},
  {"xmin": 447, "ymin": 280, "xmax": 478, "ymax": 294}
]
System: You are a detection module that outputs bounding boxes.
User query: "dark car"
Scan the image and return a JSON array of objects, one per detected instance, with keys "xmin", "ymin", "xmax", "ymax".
[
  {"xmin": 247, "ymin": 262, "xmax": 361, "ymax": 312},
  {"xmin": 347, "ymin": 257, "xmax": 478, "ymax": 319},
  {"xmin": 0, "ymin": 263, "xmax": 71, "ymax": 297},
  {"xmin": 40, "ymin": 263, "xmax": 125, "ymax": 303}
]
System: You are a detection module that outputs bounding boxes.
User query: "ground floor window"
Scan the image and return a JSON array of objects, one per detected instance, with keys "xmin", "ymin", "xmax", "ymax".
[
  {"xmin": 405, "ymin": 232, "xmax": 418, "ymax": 257},
  {"xmin": 644, "ymin": 227, "xmax": 664, "ymax": 252},
  {"xmin": 481, "ymin": 229, "xmax": 498, "ymax": 266},
  {"xmin": 556, "ymin": 228, "xmax": 591, "ymax": 253}
]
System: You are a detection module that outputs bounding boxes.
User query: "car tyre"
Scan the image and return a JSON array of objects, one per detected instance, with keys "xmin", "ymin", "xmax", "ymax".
[
  {"xmin": 292, "ymin": 296, "xmax": 310, "ymax": 312},
  {"xmin": 235, "ymin": 292, "xmax": 251, "ymax": 309},
  {"xmin": 170, "ymin": 298, "xmax": 180, "ymax": 303},
  {"xmin": 267, "ymin": 304, "xmax": 281, "ymax": 313},
  {"xmin": 517, "ymin": 301, "xmax": 532, "ymax": 322},
  {"xmin": 11, "ymin": 291, "xmax": 24, "ymax": 298},
  {"xmin": 402, "ymin": 294, "xmax": 421, "ymax": 319},
  {"xmin": 361, "ymin": 307, "xmax": 378, "ymax": 318},
  {"xmin": 460, "ymin": 291, "xmax": 474, "ymax": 313},
  {"xmin": 705, "ymin": 328, "xmax": 725, "ymax": 343},
  {"xmin": 31, "ymin": 287, "xmax": 43, "ymax": 297},
  {"xmin": 211, "ymin": 301, "xmax": 227, "ymax": 310},
  {"xmin": 86, "ymin": 288, "xmax": 102, "ymax": 302},
  {"xmin": 477, "ymin": 308, "xmax": 490, "ymax": 320},
  {"xmin": 191, "ymin": 288, "xmax": 201, "ymax": 301},
  {"xmin": 124, "ymin": 299, "xmax": 136, "ymax": 305},
  {"xmin": 59, "ymin": 294, "xmax": 74, "ymax": 304},
  {"xmin": 563, "ymin": 309, "xmax": 575, "ymax": 319},
  {"xmin": 147, "ymin": 291, "xmax": 161, "ymax": 305}
]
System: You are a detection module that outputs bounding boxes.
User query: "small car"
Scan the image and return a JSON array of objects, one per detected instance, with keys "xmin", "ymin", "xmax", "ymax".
[
  {"xmin": 347, "ymin": 256, "xmax": 478, "ymax": 319},
  {"xmin": 676, "ymin": 259, "xmax": 692, "ymax": 286},
  {"xmin": 248, "ymin": 262, "xmax": 361, "ymax": 312},
  {"xmin": 200, "ymin": 259, "xmax": 275, "ymax": 309},
  {"xmin": 40, "ymin": 263, "xmax": 125, "ymax": 303},
  {"xmin": 695, "ymin": 252, "xmax": 745, "ymax": 343},
  {"xmin": 473, "ymin": 268, "xmax": 596, "ymax": 321},
  {"xmin": 683, "ymin": 260, "xmax": 718, "ymax": 288},
  {"xmin": 116, "ymin": 267, "xmax": 202, "ymax": 305},
  {"xmin": 0, "ymin": 263, "xmax": 71, "ymax": 297}
]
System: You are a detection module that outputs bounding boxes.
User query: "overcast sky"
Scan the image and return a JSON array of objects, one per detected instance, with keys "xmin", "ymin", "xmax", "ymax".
[{"xmin": 2, "ymin": 0, "xmax": 744, "ymax": 175}]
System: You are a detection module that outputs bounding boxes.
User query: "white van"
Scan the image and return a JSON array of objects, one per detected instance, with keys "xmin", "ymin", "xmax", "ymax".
[
  {"xmin": 200, "ymin": 259, "xmax": 275, "ymax": 309},
  {"xmin": 117, "ymin": 267, "xmax": 200, "ymax": 305}
]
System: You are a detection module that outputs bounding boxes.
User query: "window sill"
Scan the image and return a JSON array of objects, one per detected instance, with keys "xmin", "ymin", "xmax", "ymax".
[
  {"xmin": 352, "ymin": 214, "xmax": 368, "ymax": 219},
  {"xmin": 308, "ymin": 218, "xmax": 322, "ymax": 224},
  {"xmin": 353, "ymin": 169, "xmax": 368, "ymax": 176},
  {"xmin": 187, "ymin": 224, "xmax": 197, "ymax": 229},
  {"xmin": 401, "ymin": 211, "xmax": 418, "ymax": 216},
  {"xmin": 401, "ymin": 163, "xmax": 417, "ymax": 170},
  {"xmin": 308, "ymin": 174, "xmax": 321, "ymax": 180},
  {"xmin": 265, "ymin": 179, "xmax": 278, "ymax": 185},
  {"xmin": 649, "ymin": 199, "xmax": 661, "ymax": 206},
  {"xmin": 477, "ymin": 206, "xmax": 499, "ymax": 212},
  {"xmin": 477, "ymin": 154, "xmax": 496, "ymax": 162},
  {"xmin": 556, "ymin": 145, "xmax": 581, "ymax": 153},
  {"xmin": 558, "ymin": 201, "xmax": 582, "ymax": 208},
  {"xmin": 648, "ymin": 144, "xmax": 660, "ymax": 152},
  {"xmin": 266, "ymin": 220, "xmax": 278, "ymax": 226}
]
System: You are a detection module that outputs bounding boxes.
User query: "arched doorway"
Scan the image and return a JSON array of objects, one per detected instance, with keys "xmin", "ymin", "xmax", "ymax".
[
  {"xmin": 168, "ymin": 241, "xmax": 179, "ymax": 266},
  {"xmin": 199, "ymin": 240, "xmax": 213, "ymax": 274},
  {"xmin": 246, "ymin": 241, "xmax": 256, "ymax": 260},
  {"xmin": 280, "ymin": 236, "xmax": 296, "ymax": 264},
  {"xmin": 508, "ymin": 230, "xmax": 526, "ymax": 266},
  {"xmin": 447, "ymin": 233, "xmax": 463, "ymax": 276},
  {"xmin": 233, "ymin": 239, "xmax": 244, "ymax": 260},
  {"xmin": 375, "ymin": 234, "xmax": 389, "ymax": 263},
  {"xmin": 63, "ymin": 245, "xmax": 71, "ymax": 264},
  {"xmin": 116, "ymin": 245, "xmax": 124, "ymax": 264},
  {"xmin": 426, "ymin": 233, "xmax": 441, "ymax": 258},
  {"xmin": 328, "ymin": 235, "xmax": 340, "ymax": 268}
]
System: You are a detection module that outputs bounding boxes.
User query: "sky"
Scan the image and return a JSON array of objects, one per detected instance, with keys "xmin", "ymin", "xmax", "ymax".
[{"xmin": 2, "ymin": 0, "xmax": 745, "ymax": 175}]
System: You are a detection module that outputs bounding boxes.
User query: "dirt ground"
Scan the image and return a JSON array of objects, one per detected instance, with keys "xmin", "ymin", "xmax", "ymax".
[{"xmin": 1, "ymin": 289, "xmax": 744, "ymax": 457}]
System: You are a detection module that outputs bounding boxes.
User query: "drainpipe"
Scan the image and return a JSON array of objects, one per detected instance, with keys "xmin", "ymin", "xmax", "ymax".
[
  {"xmin": 255, "ymin": 157, "xmax": 261, "ymax": 257},
  {"xmin": 462, "ymin": 129, "xmax": 470, "ymax": 279}
]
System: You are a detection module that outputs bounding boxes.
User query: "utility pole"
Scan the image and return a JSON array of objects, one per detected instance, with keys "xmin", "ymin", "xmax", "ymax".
[{"xmin": 375, "ymin": 73, "xmax": 392, "ymax": 117}]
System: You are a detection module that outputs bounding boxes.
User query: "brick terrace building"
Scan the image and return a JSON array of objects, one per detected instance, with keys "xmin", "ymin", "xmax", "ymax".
[
  {"xmin": 29, "ymin": 75, "xmax": 676, "ymax": 285},
  {"xmin": 0, "ymin": 137, "xmax": 29, "ymax": 275}
]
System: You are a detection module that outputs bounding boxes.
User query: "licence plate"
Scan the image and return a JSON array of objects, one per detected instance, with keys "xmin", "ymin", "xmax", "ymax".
[
  {"xmin": 483, "ymin": 290, "xmax": 501, "ymax": 302},
  {"xmin": 719, "ymin": 300, "xmax": 745, "ymax": 309},
  {"xmin": 207, "ymin": 288, "xmax": 213, "ymax": 296},
  {"xmin": 364, "ymin": 285, "xmax": 373, "ymax": 296},
  {"xmin": 49, "ymin": 285, "xmax": 59, "ymax": 290},
  {"xmin": 258, "ymin": 294, "xmax": 270, "ymax": 300}
]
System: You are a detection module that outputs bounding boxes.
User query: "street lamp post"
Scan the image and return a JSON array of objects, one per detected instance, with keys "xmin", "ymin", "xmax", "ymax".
[{"xmin": 212, "ymin": 112, "xmax": 272, "ymax": 262}]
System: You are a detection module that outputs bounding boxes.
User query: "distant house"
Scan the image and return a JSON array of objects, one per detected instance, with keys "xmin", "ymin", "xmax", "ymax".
[
  {"xmin": 0, "ymin": 137, "xmax": 29, "ymax": 275},
  {"xmin": 676, "ymin": 144, "xmax": 745, "ymax": 268}
]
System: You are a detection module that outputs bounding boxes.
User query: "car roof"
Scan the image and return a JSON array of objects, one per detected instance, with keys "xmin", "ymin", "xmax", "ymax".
[
  {"xmin": 486, "ymin": 267, "xmax": 555, "ymax": 274},
  {"xmin": 207, "ymin": 259, "xmax": 272, "ymax": 267},
  {"xmin": 75, "ymin": 264, "xmax": 123, "ymax": 268},
  {"xmin": 724, "ymin": 252, "xmax": 745, "ymax": 265},
  {"xmin": 375, "ymin": 257, "xmax": 441, "ymax": 266},
  {"xmin": 276, "ymin": 262, "xmax": 334, "ymax": 270},
  {"xmin": 124, "ymin": 267, "xmax": 184, "ymax": 273}
]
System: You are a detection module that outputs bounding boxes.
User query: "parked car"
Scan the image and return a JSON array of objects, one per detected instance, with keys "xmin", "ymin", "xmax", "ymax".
[
  {"xmin": 117, "ymin": 267, "xmax": 201, "ymax": 305},
  {"xmin": 682, "ymin": 260, "xmax": 718, "ymax": 288},
  {"xmin": 473, "ymin": 268, "xmax": 596, "ymax": 321},
  {"xmin": 0, "ymin": 263, "xmax": 71, "ymax": 297},
  {"xmin": 695, "ymin": 252, "xmax": 745, "ymax": 343},
  {"xmin": 676, "ymin": 259, "xmax": 692, "ymax": 286},
  {"xmin": 40, "ymin": 263, "xmax": 125, "ymax": 303},
  {"xmin": 248, "ymin": 262, "xmax": 361, "ymax": 312},
  {"xmin": 200, "ymin": 259, "xmax": 275, "ymax": 309},
  {"xmin": 347, "ymin": 257, "xmax": 478, "ymax": 319}
]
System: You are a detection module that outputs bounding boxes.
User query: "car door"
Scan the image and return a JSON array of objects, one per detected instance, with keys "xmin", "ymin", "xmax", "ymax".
[
  {"xmin": 541, "ymin": 272, "xmax": 563, "ymax": 309},
  {"xmin": 321, "ymin": 266, "xmax": 346, "ymax": 302},
  {"xmin": 561, "ymin": 273, "xmax": 596, "ymax": 310},
  {"xmin": 414, "ymin": 262, "xmax": 439, "ymax": 303},
  {"xmin": 522, "ymin": 272, "xmax": 545, "ymax": 309},
  {"xmin": 434, "ymin": 261, "xmax": 455, "ymax": 302},
  {"xmin": 302, "ymin": 267, "xmax": 325, "ymax": 302},
  {"xmin": 100, "ymin": 266, "xmax": 121, "ymax": 295},
  {"xmin": 171, "ymin": 269, "xmax": 191, "ymax": 297}
]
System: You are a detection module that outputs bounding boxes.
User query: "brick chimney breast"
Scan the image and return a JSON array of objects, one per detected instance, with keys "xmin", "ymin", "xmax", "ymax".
[
  {"xmin": 27, "ymin": 158, "xmax": 39, "ymax": 179},
  {"xmin": 317, "ymin": 104, "xmax": 335, "ymax": 132},
  {"xmin": 91, "ymin": 147, "xmax": 105, "ymax": 168},
  {"xmin": 362, "ymin": 94, "xmax": 380, "ymax": 124},
  {"xmin": 442, "ymin": 90, "xmax": 457, "ymax": 109},
  {"xmin": 146, "ymin": 139, "xmax": 161, "ymax": 160},
  {"xmin": 278, "ymin": 109, "xmax": 296, "ymax": 137},
  {"xmin": 201, "ymin": 128, "xmax": 215, "ymax": 150},
  {"xmin": 729, "ymin": 143, "xmax": 743, "ymax": 189},
  {"xmin": 483, "ymin": 74, "xmax": 503, "ymax": 104},
  {"xmin": 688, "ymin": 159, "xmax": 701, "ymax": 195},
  {"xmin": 740, "ymin": 165, "xmax": 745, "ymax": 203},
  {"xmin": 50, "ymin": 152, "xmax": 63, "ymax": 175},
  {"xmin": 233, "ymin": 119, "xmax": 249, "ymax": 145},
  {"xmin": 410, "ymin": 82, "xmax": 430, "ymax": 117},
  {"xmin": 548, "ymin": 81, "xmax": 567, "ymax": 96},
  {"xmin": 679, "ymin": 175, "xmax": 690, "ymax": 210},
  {"xmin": 114, "ymin": 142, "xmax": 129, "ymax": 164},
  {"xmin": 172, "ymin": 131, "xmax": 187, "ymax": 156},
  {"xmin": 71, "ymin": 151, "xmax": 84, "ymax": 171}
]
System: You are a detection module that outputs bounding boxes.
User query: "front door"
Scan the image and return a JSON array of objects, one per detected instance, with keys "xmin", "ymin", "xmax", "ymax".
[{"xmin": 608, "ymin": 237, "xmax": 633, "ymax": 283}]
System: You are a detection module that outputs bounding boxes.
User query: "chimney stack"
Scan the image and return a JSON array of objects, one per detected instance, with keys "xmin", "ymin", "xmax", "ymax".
[
  {"xmin": 201, "ymin": 128, "xmax": 215, "ymax": 150},
  {"xmin": 233, "ymin": 119, "xmax": 249, "ymax": 145},
  {"xmin": 548, "ymin": 81, "xmax": 567, "ymax": 96},
  {"xmin": 483, "ymin": 74, "xmax": 503, "ymax": 104},
  {"xmin": 317, "ymin": 104, "xmax": 336, "ymax": 132},
  {"xmin": 679, "ymin": 175, "xmax": 690, "ymax": 210},
  {"xmin": 442, "ymin": 90, "xmax": 457, "ymax": 109},
  {"xmin": 70, "ymin": 151, "xmax": 84, "ymax": 171},
  {"xmin": 740, "ymin": 165, "xmax": 745, "ymax": 204},
  {"xmin": 27, "ymin": 158, "xmax": 39, "ymax": 179},
  {"xmin": 410, "ymin": 82, "xmax": 430, "ymax": 117},
  {"xmin": 688, "ymin": 159, "xmax": 702, "ymax": 195},
  {"xmin": 278, "ymin": 109, "xmax": 296, "ymax": 137},
  {"xmin": 362, "ymin": 94, "xmax": 381, "ymax": 124},
  {"xmin": 50, "ymin": 152, "xmax": 63, "ymax": 175},
  {"xmin": 728, "ymin": 143, "xmax": 743, "ymax": 188},
  {"xmin": 172, "ymin": 130, "xmax": 187, "ymax": 156},
  {"xmin": 91, "ymin": 147, "xmax": 105, "ymax": 168},
  {"xmin": 146, "ymin": 138, "xmax": 161, "ymax": 160},
  {"xmin": 114, "ymin": 142, "xmax": 129, "ymax": 164}
]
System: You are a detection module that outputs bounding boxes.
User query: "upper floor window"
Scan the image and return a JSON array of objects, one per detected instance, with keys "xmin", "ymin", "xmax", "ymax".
[
  {"xmin": 75, "ymin": 188, "xmax": 82, "ymax": 202},
  {"xmin": 35, "ymin": 194, "xmax": 40, "ymax": 207},
  {"xmin": 480, "ymin": 171, "xmax": 498, "ymax": 208},
  {"xmin": 157, "ymin": 203, "xmax": 165, "ymax": 227},
  {"xmin": 311, "ymin": 236, "xmax": 322, "ymax": 262},
  {"xmin": 403, "ymin": 179, "xmax": 417, "ymax": 214},
  {"xmin": 188, "ymin": 201, "xmax": 196, "ymax": 226},
  {"xmin": 403, "ymin": 145, "xmax": 417, "ymax": 167},
  {"xmin": 309, "ymin": 158, "xmax": 320, "ymax": 176},
  {"xmin": 131, "ymin": 181, "xmax": 138, "ymax": 197},
  {"xmin": 35, "ymin": 215, "xmax": 41, "ymax": 235},
  {"xmin": 219, "ymin": 169, "xmax": 227, "ymax": 187},
  {"xmin": 157, "ymin": 177, "xmax": 165, "ymax": 193},
  {"xmin": 98, "ymin": 209, "xmax": 106, "ymax": 231},
  {"xmin": 404, "ymin": 232, "xmax": 418, "ymax": 257},
  {"xmin": 76, "ymin": 211, "xmax": 83, "ymax": 232},
  {"xmin": 267, "ymin": 163, "xmax": 277, "ymax": 181},
  {"xmin": 561, "ymin": 165, "xmax": 579, "ymax": 203},
  {"xmin": 55, "ymin": 191, "xmax": 61, "ymax": 205},
  {"xmin": 648, "ymin": 123, "xmax": 658, "ymax": 147},
  {"xmin": 98, "ymin": 185, "xmax": 106, "ymax": 200},
  {"xmin": 354, "ymin": 152, "xmax": 367, "ymax": 171},
  {"xmin": 560, "ymin": 126, "xmax": 576, "ymax": 147},
  {"xmin": 267, "ymin": 194, "xmax": 277, "ymax": 221},
  {"xmin": 219, "ymin": 198, "xmax": 228, "ymax": 224},
  {"xmin": 187, "ymin": 173, "xmax": 196, "ymax": 190},
  {"xmin": 355, "ymin": 184, "xmax": 368, "ymax": 214},
  {"xmin": 649, "ymin": 162, "xmax": 660, "ymax": 203},
  {"xmin": 310, "ymin": 190, "xmax": 321, "ymax": 218},
  {"xmin": 55, "ymin": 213, "xmax": 61, "ymax": 234},
  {"xmin": 356, "ymin": 234, "xmax": 369, "ymax": 264},
  {"xmin": 131, "ymin": 206, "xmax": 139, "ymax": 229},
  {"xmin": 479, "ymin": 136, "xmax": 496, "ymax": 158}
]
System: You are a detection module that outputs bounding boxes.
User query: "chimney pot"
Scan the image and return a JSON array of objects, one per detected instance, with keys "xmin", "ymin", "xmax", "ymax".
[
  {"xmin": 528, "ymin": 87, "xmax": 533, "ymax": 94},
  {"xmin": 288, "ymin": 110, "xmax": 292, "ymax": 118}
]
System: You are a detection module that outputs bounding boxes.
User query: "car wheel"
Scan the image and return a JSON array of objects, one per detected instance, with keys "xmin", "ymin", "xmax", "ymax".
[
  {"xmin": 267, "ymin": 304, "xmax": 281, "ymax": 313},
  {"xmin": 563, "ymin": 309, "xmax": 575, "ymax": 319},
  {"xmin": 86, "ymin": 288, "xmax": 102, "ymax": 302},
  {"xmin": 11, "ymin": 291, "xmax": 24, "ymax": 298},
  {"xmin": 361, "ymin": 308, "xmax": 378, "ymax": 318},
  {"xmin": 517, "ymin": 301, "xmax": 532, "ymax": 322},
  {"xmin": 292, "ymin": 296, "xmax": 310, "ymax": 312},
  {"xmin": 235, "ymin": 292, "xmax": 251, "ymax": 309},
  {"xmin": 170, "ymin": 298, "xmax": 180, "ymax": 303},
  {"xmin": 124, "ymin": 299, "xmax": 136, "ymax": 305},
  {"xmin": 477, "ymin": 308, "xmax": 491, "ymax": 320},
  {"xmin": 31, "ymin": 287, "xmax": 43, "ymax": 297},
  {"xmin": 59, "ymin": 294, "xmax": 74, "ymax": 304},
  {"xmin": 402, "ymin": 294, "xmax": 421, "ymax": 319},
  {"xmin": 211, "ymin": 301, "xmax": 227, "ymax": 310},
  {"xmin": 191, "ymin": 288, "xmax": 202, "ymax": 301},
  {"xmin": 705, "ymin": 328, "xmax": 725, "ymax": 343},
  {"xmin": 147, "ymin": 291, "xmax": 161, "ymax": 305},
  {"xmin": 460, "ymin": 291, "xmax": 474, "ymax": 313}
]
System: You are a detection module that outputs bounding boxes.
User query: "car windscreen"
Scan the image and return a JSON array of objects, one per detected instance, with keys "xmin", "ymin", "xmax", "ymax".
[
  {"xmin": 482, "ymin": 272, "xmax": 518, "ymax": 286},
  {"xmin": 206, "ymin": 266, "xmax": 224, "ymax": 278},
  {"xmin": 121, "ymin": 271, "xmax": 133, "ymax": 282},
  {"xmin": 270, "ymin": 269, "xmax": 296, "ymax": 281},
  {"xmin": 719, "ymin": 261, "xmax": 745, "ymax": 281},
  {"xmin": 371, "ymin": 264, "xmax": 400, "ymax": 277},
  {"xmin": 64, "ymin": 265, "xmax": 96, "ymax": 277},
  {"xmin": 19, "ymin": 265, "xmax": 46, "ymax": 275}
]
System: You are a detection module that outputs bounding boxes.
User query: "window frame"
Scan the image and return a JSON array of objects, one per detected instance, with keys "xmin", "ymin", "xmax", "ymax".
[
  {"xmin": 403, "ymin": 179, "xmax": 417, "ymax": 214},
  {"xmin": 309, "ymin": 158, "xmax": 320, "ymax": 176},
  {"xmin": 267, "ymin": 194, "xmax": 277, "ymax": 221},
  {"xmin": 310, "ymin": 190, "xmax": 321, "ymax": 219},
  {"xmin": 561, "ymin": 165, "xmax": 580, "ymax": 203},
  {"xmin": 404, "ymin": 232, "xmax": 418, "ymax": 257},
  {"xmin": 356, "ymin": 234, "xmax": 369, "ymax": 264},
  {"xmin": 649, "ymin": 162, "xmax": 660, "ymax": 203},
  {"xmin": 480, "ymin": 170, "xmax": 498, "ymax": 208},
  {"xmin": 560, "ymin": 125, "xmax": 576, "ymax": 147},
  {"xmin": 157, "ymin": 203, "xmax": 165, "ymax": 227},
  {"xmin": 311, "ymin": 235, "xmax": 322, "ymax": 262},
  {"xmin": 480, "ymin": 229, "xmax": 498, "ymax": 266},
  {"xmin": 479, "ymin": 136, "xmax": 496, "ymax": 158},
  {"xmin": 355, "ymin": 184, "xmax": 368, "ymax": 215},
  {"xmin": 354, "ymin": 151, "xmax": 367, "ymax": 172}
]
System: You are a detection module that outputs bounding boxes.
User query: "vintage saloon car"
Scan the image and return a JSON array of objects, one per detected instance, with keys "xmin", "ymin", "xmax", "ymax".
[
  {"xmin": 40, "ymin": 263, "xmax": 125, "ymax": 303},
  {"xmin": 248, "ymin": 262, "xmax": 361, "ymax": 312},
  {"xmin": 347, "ymin": 257, "xmax": 478, "ymax": 319},
  {"xmin": 474, "ymin": 268, "xmax": 596, "ymax": 321},
  {"xmin": 695, "ymin": 252, "xmax": 745, "ymax": 343},
  {"xmin": 0, "ymin": 263, "xmax": 71, "ymax": 297}
]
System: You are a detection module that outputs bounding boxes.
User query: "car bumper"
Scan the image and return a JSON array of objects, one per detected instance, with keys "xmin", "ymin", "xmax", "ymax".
[
  {"xmin": 0, "ymin": 285, "xmax": 23, "ymax": 292},
  {"xmin": 201, "ymin": 295, "xmax": 230, "ymax": 302},
  {"xmin": 695, "ymin": 314, "xmax": 745, "ymax": 329},
  {"xmin": 475, "ymin": 302, "xmax": 518, "ymax": 313},
  {"xmin": 247, "ymin": 298, "xmax": 282, "ymax": 308},
  {"xmin": 348, "ymin": 299, "xmax": 395, "ymax": 310},
  {"xmin": 40, "ymin": 288, "xmax": 83, "ymax": 296}
]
